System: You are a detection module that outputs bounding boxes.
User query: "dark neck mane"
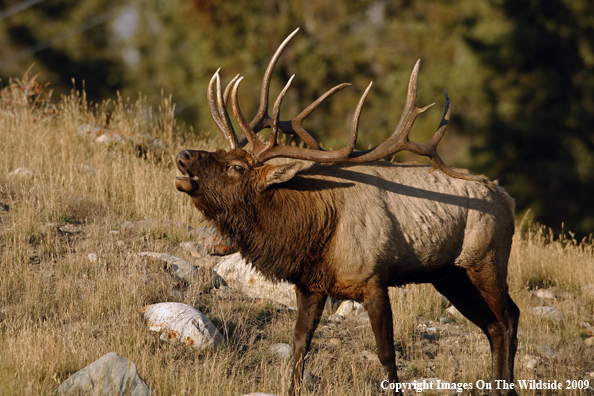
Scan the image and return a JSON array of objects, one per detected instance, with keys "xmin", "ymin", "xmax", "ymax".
[{"xmin": 215, "ymin": 176, "xmax": 338, "ymax": 290}]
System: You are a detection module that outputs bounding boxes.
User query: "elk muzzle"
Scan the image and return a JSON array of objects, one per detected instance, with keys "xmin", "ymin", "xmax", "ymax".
[{"xmin": 175, "ymin": 150, "xmax": 200, "ymax": 193}]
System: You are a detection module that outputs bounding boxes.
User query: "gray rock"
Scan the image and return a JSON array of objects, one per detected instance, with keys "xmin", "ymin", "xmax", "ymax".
[
  {"xmin": 189, "ymin": 227, "xmax": 238, "ymax": 256},
  {"xmin": 57, "ymin": 352, "xmax": 153, "ymax": 396},
  {"xmin": 537, "ymin": 345, "xmax": 557, "ymax": 359},
  {"xmin": 88, "ymin": 253, "xmax": 98, "ymax": 263},
  {"xmin": 138, "ymin": 252, "xmax": 198, "ymax": 283},
  {"xmin": 214, "ymin": 253, "xmax": 296, "ymax": 308},
  {"xmin": 530, "ymin": 306, "xmax": 564, "ymax": 322},
  {"xmin": 269, "ymin": 343, "xmax": 292, "ymax": 360}
]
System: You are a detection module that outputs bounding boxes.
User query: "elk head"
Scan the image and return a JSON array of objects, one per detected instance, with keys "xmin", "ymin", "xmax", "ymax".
[{"xmin": 175, "ymin": 28, "xmax": 483, "ymax": 216}]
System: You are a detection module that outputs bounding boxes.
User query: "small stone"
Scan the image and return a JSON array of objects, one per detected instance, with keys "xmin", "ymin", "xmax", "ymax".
[
  {"xmin": 138, "ymin": 252, "xmax": 198, "ymax": 283},
  {"xmin": 525, "ymin": 358, "xmax": 539, "ymax": 369},
  {"xmin": 537, "ymin": 345, "xmax": 557, "ymax": 359},
  {"xmin": 439, "ymin": 316, "xmax": 453, "ymax": 324},
  {"xmin": 585, "ymin": 338, "xmax": 594, "ymax": 347},
  {"xmin": 327, "ymin": 338, "xmax": 342, "ymax": 347},
  {"xmin": 87, "ymin": 253, "xmax": 98, "ymax": 263},
  {"xmin": 269, "ymin": 343, "xmax": 292, "ymax": 360},
  {"xmin": 535, "ymin": 289, "xmax": 555, "ymax": 299},
  {"xmin": 530, "ymin": 306, "xmax": 564, "ymax": 322}
]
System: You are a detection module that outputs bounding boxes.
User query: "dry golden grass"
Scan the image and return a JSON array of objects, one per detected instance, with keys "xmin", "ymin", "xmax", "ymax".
[{"xmin": 0, "ymin": 73, "xmax": 593, "ymax": 395}]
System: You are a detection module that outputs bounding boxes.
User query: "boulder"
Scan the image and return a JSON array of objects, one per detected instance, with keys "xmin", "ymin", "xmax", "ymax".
[
  {"xmin": 57, "ymin": 352, "xmax": 153, "ymax": 396},
  {"xmin": 142, "ymin": 302, "xmax": 224, "ymax": 349},
  {"xmin": 214, "ymin": 253, "xmax": 296, "ymax": 308}
]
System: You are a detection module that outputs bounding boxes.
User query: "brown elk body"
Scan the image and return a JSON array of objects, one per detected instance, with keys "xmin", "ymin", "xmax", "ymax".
[{"xmin": 175, "ymin": 29, "xmax": 519, "ymax": 395}]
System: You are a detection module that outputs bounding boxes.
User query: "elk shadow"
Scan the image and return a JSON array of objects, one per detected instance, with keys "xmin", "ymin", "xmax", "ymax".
[{"xmin": 294, "ymin": 162, "xmax": 499, "ymax": 216}]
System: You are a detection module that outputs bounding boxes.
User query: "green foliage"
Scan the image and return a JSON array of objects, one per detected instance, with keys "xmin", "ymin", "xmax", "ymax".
[
  {"xmin": 465, "ymin": 0, "xmax": 594, "ymax": 235},
  {"xmin": 0, "ymin": 0, "xmax": 592, "ymax": 233}
]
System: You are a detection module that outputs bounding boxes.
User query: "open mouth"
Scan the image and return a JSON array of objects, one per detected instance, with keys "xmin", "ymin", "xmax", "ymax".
[{"xmin": 176, "ymin": 158, "xmax": 199, "ymax": 182}]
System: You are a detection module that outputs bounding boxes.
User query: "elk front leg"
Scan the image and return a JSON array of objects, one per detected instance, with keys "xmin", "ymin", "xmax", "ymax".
[
  {"xmin": 289, "ymin": 289, "xmax": 326, "ymax": 396},
  {"xmin": 364, "ymin": 281, "xmax": 401, "ymax": 395}
]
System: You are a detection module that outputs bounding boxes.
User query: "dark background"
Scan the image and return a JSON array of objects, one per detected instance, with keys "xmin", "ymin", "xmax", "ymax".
[{"xmin": 1, "ymin": 0, "xmax": 593, "ymax": 236}]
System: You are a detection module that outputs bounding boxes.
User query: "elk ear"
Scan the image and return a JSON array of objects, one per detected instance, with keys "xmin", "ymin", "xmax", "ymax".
[{"xmin": 259, "ymin": 162, "xmax": 302, "ymax": 191}]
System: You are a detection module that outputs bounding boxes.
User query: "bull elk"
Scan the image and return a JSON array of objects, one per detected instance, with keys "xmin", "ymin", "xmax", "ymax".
[{"xmin": 175, "ymin": 29, "xmax": 519, "ymax": 395}]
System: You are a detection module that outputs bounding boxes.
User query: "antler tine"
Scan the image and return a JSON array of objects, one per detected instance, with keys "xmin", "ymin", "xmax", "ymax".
[
  {"xmin": 267, "ymin": 75, "xmax": 295, "ymax": 151},
  {"xmin": 208, "ymin": 70, "xmax": 239, "ymax": 149},
  {"xmin": 284, "ymin": 82, "xmax": 351, "ymax": 150},
  {"xmin": 254, "ymin": 84, "xmax": 371, "ymax": 163},
  {"xmin": 422, "ymin": 92, "xmax": 486, "ymax": 182},
  {"xmin": 230, "ymin": 76, "xmax": 267, "ymax": 156},
  {"xmin": 250, "ymin": 27, "xmax": 300, "ymax": 133},
  {"xmin": 222, "ymin": 74, "xmax": 248, "ymax": 147},
  {"xmin": 223, "ymin": 74, "xmax": 241, "ymax": 107},
  {"xmin": 346, "ymin": 60, "xmax": 433, "ymax": 162}
]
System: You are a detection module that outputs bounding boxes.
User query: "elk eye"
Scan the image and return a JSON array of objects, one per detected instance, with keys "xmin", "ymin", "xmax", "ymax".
[{"xmin": 229, "ymin": 165, "xmax": 244, "ymax": 173}]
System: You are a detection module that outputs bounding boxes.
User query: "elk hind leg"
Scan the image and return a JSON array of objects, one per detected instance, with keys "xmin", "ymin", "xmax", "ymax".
[
  {"xmin": 432, "ymin": 266, "xmax": 519, "ymax": 396},
  {"xmin": 363, "ymin": 281, "xmax": 401, "ymax": 395},
  {"xmin": 289, "ymin": 289, "xmax": 326, "ymax": 396}
]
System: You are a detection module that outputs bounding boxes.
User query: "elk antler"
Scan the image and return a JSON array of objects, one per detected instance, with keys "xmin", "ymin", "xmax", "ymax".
[{"xmin": 207, "ymin": 29, "xmax": 484, "ymax": 182}]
